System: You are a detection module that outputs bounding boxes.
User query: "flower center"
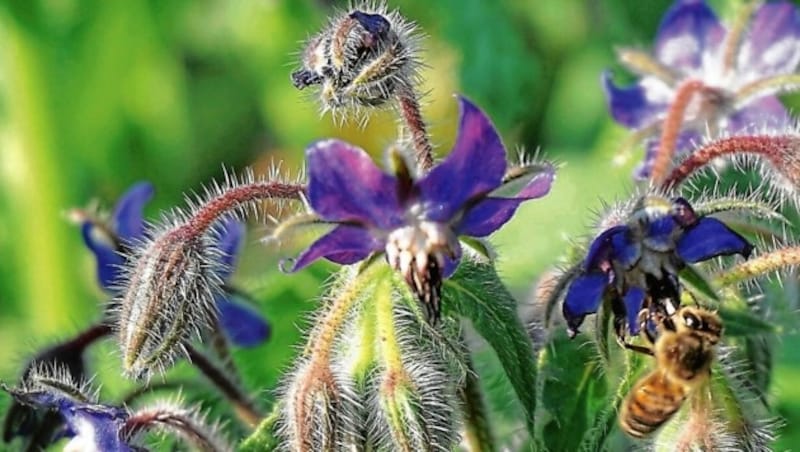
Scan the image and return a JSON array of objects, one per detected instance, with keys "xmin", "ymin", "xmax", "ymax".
[{"xmin": 385, "ymin": 220, "xmax": 459, "ymax": 323}]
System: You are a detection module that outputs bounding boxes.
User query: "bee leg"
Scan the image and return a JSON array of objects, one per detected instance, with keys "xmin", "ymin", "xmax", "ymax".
[{"xmin": 622, "ymin": 342, "xmax": 654, "ymax": 356}]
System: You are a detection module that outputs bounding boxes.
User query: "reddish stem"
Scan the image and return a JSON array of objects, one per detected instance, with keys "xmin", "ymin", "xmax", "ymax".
[
  {"xmin": 662, "ymin": 135, "xmax": 796, "ymax": 189},
  {"xmin": 182, "ymin": 181, "xmax": 304, "ymax": 238},
  {"xmin": 396, "ymin": 88, "xmax": 434, "ymax": 171},
  {"xmin": 650, "ymin": 80, "xmax": 706, "ymax": 184}
]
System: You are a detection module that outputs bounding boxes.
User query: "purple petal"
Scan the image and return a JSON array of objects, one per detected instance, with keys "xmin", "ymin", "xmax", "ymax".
[
  {"xmin": 741, "ymin": 1, "xmax": 800, "ymax": 77},
  {"xmin": 111, "ymin": 181, "xmax": 153, "ymax": 242},
  {"xmin": 216, "ymin": 293, "xmax": 270, "ymax": 347},
  {"xmin": 291, "ymin": 224, "xmax": 383, "ymax": 271},
  {"xmin": 214, "ymin": 218, "xmax": 245, "ymax": 280},
  {"xmin": 563, "ymin": 272, "xmax": 609, "ymax": 334},
  {"xmin": 623, "ymin": 287, "xmax": 646, "ymax": 335},
  {"xmin": 727, "ymin": 96, "xmax": 789, "ymax": 132},
  {"xmin": 441, "ymin": 244, "xmax": 463, "ymax": 279},
  {"xmin": 81, "ymin": 222, "xmax": 125, "ymax": 291},
  {"xmin": 306, "ymin": 140, "xmax": 402, "ymax": 229},
  {"xmin": 654, "ymin": 0, "xmax": 724, "ymax": 69},
  {"xmin": 602, "ymin": 71, "xmax": 665, "ymax": 129},
  {"xmin": 676, "ymin": 217, "xmax": 753, "ymax": 263},
  {"xmin": 350, "ymin": 11, "xmax": 391, "ymax": 36},
  {"xmin": 456, "ymin": 168, "xmax": 554, "ymax": 237},
  {"xmin": 417, "ymin": 97, "xmax": 507, "ymax": 222},
  {"xmin": 63, "ymin": 407, "xmax": 130, "ymax": 452},
  {"xmin": 585, "ymin": 225, "xmax": 629, "ymax": 271}
]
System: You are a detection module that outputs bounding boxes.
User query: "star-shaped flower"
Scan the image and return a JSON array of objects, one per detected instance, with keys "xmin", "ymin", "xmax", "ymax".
[
  {"xmin": 562, "ymin": 195, "xmax": 752, "ymax": 339},
  {"xmin": 77, "ymin": 182, "xmax": 269, "ymax": 347},
  {"xmin": 604, "ymin": 0, "xmax": 800, "ymax": 177},
  {"xmin": 290, "ymin": 97, "xmax": 555, "ymax": 321}
]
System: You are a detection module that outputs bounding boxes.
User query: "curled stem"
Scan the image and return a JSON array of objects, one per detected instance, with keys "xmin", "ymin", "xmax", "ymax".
[
  {"xmin": 184, "ymin": 181, "xmax": 304, "ymax": 237},
  {"xmin": 662, "ymin": 135, "xmax": 798, "ymax": 189},
  {"xmin": 714, "ymin": 246, "xmax": 800, "ymax": 287}
]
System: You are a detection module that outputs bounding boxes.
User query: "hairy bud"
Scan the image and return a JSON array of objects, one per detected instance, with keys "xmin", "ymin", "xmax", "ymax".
[
  {"xmin": 291, "ymin": 2, "xmax": 421, "ymax": 116},
  {"xmin": 117, "ymin": 227, "xmax": 221, "ymax": 379}
]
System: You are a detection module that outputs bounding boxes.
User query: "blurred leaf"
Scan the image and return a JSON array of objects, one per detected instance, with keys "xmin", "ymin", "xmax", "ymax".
[
  {"xmin": 539, "ymin": 332, "xmax": 608, "ymax": 452},
  {"xmin": 680, "ymin": 265, "xmax": 720, "ymax": 302},
  {"xmin": 718, "ymin": 306, "xmax": 775, "ymax": 337},
  {"xmin": 445, "ymin": 260, "xmax": 538, "ymax": 434}
]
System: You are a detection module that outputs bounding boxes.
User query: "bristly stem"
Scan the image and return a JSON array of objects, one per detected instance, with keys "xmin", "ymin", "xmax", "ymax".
[
  {"xmin": 185, "ymin": 345, "xmax": 262, "ymax": 428},
  {"xmin": 715, "ymin": 246, "xmax": 800, "ymax": 287},
  {"xmin": 183, "ymin": 181, "xmax": 305, "ymax": 238},
  {"xmin": 650, "ymin": 79, "xmax": 706, "ymax": 184},
  {"xmin": 396, "ymin": 87, "xmax": 434, "ymax": 172},
  {"xmin": 661, "ymin": 135, "xmax": 798, "ymax": 189}
]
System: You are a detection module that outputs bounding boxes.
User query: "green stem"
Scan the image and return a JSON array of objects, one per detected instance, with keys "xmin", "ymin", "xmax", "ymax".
[{"xmin": 459, "ymin": 353, "xmax": 496, "ymax": 452}]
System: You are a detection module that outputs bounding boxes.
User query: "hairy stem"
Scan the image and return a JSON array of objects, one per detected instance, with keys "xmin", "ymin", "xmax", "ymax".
[
  {"xmin": 396, "ymin": 87, "xmax": 434, "ymax": 172},
  {"xmin": 183, "ymin": 181, "xmax": 305, "ymax": 238},
  {"xmin": 186, "ymin": 345, "xmax": 262, "ymax": 428},
  {"xmin": 715, "ymin": 246, "xmax": 800, "ymax": 287},
  {"xmin": 651, "ymin": 80, "xmax": 706, "ymax": 184},
  {"xmin": 662, "ymin": 135, "xmax": 798, "ymax": 188}
]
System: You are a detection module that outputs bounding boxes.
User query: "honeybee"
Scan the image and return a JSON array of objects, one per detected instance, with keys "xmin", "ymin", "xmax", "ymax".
[{"xmin": 619, "ymin": 306, "xmax": 722, "ymax": 438}]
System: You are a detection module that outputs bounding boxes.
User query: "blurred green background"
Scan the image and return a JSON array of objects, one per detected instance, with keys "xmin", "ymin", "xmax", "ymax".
[{"xmin": 1, "ymin": 0, "xmax": 799, "ymax": 449}]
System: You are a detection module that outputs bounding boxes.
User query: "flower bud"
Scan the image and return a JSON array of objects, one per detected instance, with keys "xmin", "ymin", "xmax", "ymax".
[
  {"xmin": 117, "ymin": 227, "xmax": 221, "ymax": 379},
  {"xmin": 291, "ymin": 3, "xmax": 421, "ymax": 115}
]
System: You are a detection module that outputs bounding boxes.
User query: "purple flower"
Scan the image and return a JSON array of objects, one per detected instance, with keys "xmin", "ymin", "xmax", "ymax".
[
  {"xmin": 291, "ymin": 97, "xmax": 555, "ymax": 321},
  {"xmin": 604, "ymin": 0, "xmax": 799, "ymax": 177},
  {"xmin": 562, "ymin": 195, "xmax": 752, "ymax": 339},
  {"xmin": 3, "ymin": 382, "xmax": 132, "ymax": 452},
  {"xmin": 79, "ymin": 182, "xmax": 270, "ymax": 347}
]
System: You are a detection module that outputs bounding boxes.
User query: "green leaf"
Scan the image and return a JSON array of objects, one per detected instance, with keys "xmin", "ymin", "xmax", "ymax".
[
  {"xmin": 444, "ymin": 260, "xmax": 539, "ymax": 434},
  {"xmin": 538, "ymin": 332, "xmax": 608, "ymax": 452},
  {"xmin": 679, "ymin": 265, "xmax": 720, "ymax": 302},
  {"xmin": 718, "ymin": 306, "xmax": 775, "ymax": 337}
]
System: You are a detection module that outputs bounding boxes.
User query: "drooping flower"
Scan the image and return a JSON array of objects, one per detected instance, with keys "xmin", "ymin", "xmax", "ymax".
[
  {"xmin": 76, "ymin": 182, "xmax": 269, "ymax": 348},
  {"xmin": 604, "ymin": 0, "xmax": 800, "ymax": 177},
  {"xmin": 2, "ymin": 369, "xmax": 229, "ymax": 452},
  {"xmin": 562, "ymin": 195, "xmax": 752, "ymax": 339},
  {"xmin": 290, "ymin": 96, "xmax": 555, "ymax": 321}
]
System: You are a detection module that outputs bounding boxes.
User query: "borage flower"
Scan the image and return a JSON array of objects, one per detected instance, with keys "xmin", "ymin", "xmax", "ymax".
[
  {"xmin": 562, "ymin": 195, "xmax": 752, "ymax": 340},
  {"xmin": 76, "ymin": 182, "xmax": 269, "ymax": 347},
  {"xmin": 604, "ymin": 0, "xmax": 800, "ymax": 178},
  {"xmin": 290, "ymin": 97, "xmax": 555, "ymax": 321},
  {"xmin": 2, "ymin": 369, "xmax": 229, "ymax": 452}
]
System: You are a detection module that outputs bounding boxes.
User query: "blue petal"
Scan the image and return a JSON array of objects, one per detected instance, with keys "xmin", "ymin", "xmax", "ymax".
[
  {"xmin": 111, "ymin": 182, "xmax": 153, "ymax": 242},
  {"xmin": 214, "ymin": 218, "xmax": 245, "ymax": 280},
  {"xmin": 623, "ymin": 287, "xmax": 646, "ymax": 335},
  {"xmin": 81, "ymin": 222, "xmax": 125, "ymax": 291},
  {"xmin": 602, "ymin": 71, "xmax": 664, "ymax": 129},
  {"xmin": 654, "ymin": 0, "xmax": 724, "ymax": 69},
  {"xmin": 456, "ymin": 166, "xmax": 554, "ymax": 237},
  {"xmin": 217, "ymin": 294, "xmax": 270, "ymax": 347},
  {"xmin": 292, "ymin": 224, "xmax": 383, "ymax": 271},
  {"xmin": 562, "ymin": 272, "xmax": 609, "ymax": 334},
  {"xmin": 350, "ymin": 11, "xmax": 390, "ymax": 36},
  {"xmin": 644, "ymin": 215, "xmax": 678, "ymax": 252},
  {"xmin": 417, "ymin": 97, "xmax": 507, "ymax": 222},
  {"xmin": 676, "ymin": 217, "xmax": 753, "ymax": 263},
  {"xmin": 585, "ymin": 226, "xmax": 629, "ymax": 271},
  {"xmin": 610, "ymin": 228, "xmax": 640, "ymax": 269},
  {"xmin": 62, "ymin": 406, "xmax": 130, "ymax": 452}
]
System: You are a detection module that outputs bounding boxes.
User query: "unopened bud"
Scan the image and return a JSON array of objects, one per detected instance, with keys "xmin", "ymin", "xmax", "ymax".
[{"xmin": 117, "ymin": 227, "xmax": 221, "ymax": 379}]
